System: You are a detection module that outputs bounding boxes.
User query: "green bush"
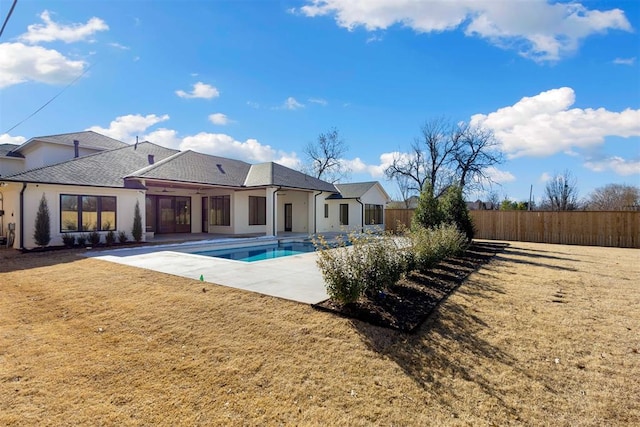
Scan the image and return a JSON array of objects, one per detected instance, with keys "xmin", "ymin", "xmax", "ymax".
[
  {"xmin": 33, "ymin": 193, "xmax": 51, "ymax": 247},
  {"xmin": 61, "ymin": 234, "xmax": 75, "ymax": 248},
  {"xmin": 118, "ymin": 231, "xmax": 128, "ymax": 243},
  {"xmin": 88, "ymin": 229, "xmax": 101, "ymax": 246},
  {"xmin": 412, "ymin": 183, "xmax": 442, "ymax": 231},
  {"xmin": 76, "ymin": 234, "xmax": 87, "ymax": 247},
  {"xmin": 440, "ymin": 185, "xmax": 475, "ymax": 241},
  {"xmin": 314, "ymin": 229, "xmax": 405, "ymax": 305},
  {"xmin": 105, "ymin": 230, "xmax": 116, "ymax": 246},
  {"xmin": 406, "ymin": 224, "xmax": 468, "ymax": 273},
  {"xmin": 132, "ymin": 201, "xmax": 143, "ymax": 242}
]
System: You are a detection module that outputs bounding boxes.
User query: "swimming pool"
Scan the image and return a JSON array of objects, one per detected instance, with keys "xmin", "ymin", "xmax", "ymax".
[{"xmin": 191, "ymin": 241, "xmax": 317, "ymax": 262}]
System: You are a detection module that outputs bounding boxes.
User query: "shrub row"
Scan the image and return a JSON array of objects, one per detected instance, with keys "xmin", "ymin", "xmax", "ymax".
[
  {"xmin": 315, "ymin": 224, "xmax": 469, "ymax": 305},
  {"xmin": 61, "ymin": 230, "xmax": 129, "ymax": 248}
]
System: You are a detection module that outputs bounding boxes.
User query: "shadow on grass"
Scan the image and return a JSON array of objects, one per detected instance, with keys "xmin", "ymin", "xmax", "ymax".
[
  {"xmin": 347, "ymin": 242, "xmax": 558, "ymax": 417},
  {"xmin": 0, "ymin": 247, "xmax": 87, "ymax": 273}
]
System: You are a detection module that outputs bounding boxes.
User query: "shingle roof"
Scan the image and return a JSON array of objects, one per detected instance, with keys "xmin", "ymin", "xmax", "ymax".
[
  {"xmin": 244, "ymin": 163, "xmax": 337, "ymax": 192},
  {"xmin": 331, "ymin": 182, "xmax": 379, "ymax": 198},
  {"xmin": 127, "ymin": 150, "xmax": 252, "ymax": 187},
  {"xmin": 0, "ymin": 143, "xmax": 23, "ymax": 158},
  {"xmin": 3, "ymin": 142, "xmax": 178, "ymax": 188},
  {"xmin": 16, "ymin": 131, "xmax": 128, "ymax": 153}
]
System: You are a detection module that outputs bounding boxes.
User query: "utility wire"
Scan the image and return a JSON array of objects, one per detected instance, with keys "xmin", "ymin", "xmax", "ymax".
[
  {"xmin": 3, "ymin": 60, "xmax": 98, "ymax": 134},
  {"xmin": 0, "ymin": 0, "xmax": 18, "ymax": 39}
]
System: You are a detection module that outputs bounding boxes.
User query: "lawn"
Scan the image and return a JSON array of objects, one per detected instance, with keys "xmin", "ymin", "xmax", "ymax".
[{"xmin": 1, "ymin": 241, "xmax": 638, "ymax": 425}]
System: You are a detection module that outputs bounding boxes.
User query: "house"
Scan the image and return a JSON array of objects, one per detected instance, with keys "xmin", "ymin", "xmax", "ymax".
[{"xmin": 0, "ymin": 131, "xmax": 390, "ymax": 249}]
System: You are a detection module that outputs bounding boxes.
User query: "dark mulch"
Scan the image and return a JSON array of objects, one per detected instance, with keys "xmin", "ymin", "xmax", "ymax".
[{"xmin": 312, "ymin": 241, "xmax": 508, "ymax": 333}]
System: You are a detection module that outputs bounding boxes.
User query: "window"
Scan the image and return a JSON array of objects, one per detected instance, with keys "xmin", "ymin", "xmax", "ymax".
[
  {"xmin": 60, "ymin": 194, "xmax": 116, "ymax": 232},
  {"xmin": 249, "ymin": 196, "xmax": 266, "ymax": 225},
  {"xmin": 324, "ymin": 203, "xmax": 329, "ymax": 218},
  {"xmin": 340, "ymin": 203, "xmax": 349, "ymax": 225},
  {"xmin": 210, "ymin": 195, "xmax": 230, "ymax": 226},
  {"xmin": 365, "ymin": 204, "xmax": 383, "ymax": 225}
]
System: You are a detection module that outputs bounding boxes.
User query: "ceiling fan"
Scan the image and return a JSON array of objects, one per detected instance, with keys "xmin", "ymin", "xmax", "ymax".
[{"xmin": 161, "ymin": 187, "xmax": 175, "ymax": 193}]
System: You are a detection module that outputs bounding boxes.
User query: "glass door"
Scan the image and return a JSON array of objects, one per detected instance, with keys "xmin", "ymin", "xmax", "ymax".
[
  {"xmin": 284, "ymin": 203, "xmax": 292, "ymax": 232},
  {"xmin": 175, "ymin": 197, "xmax": 191, "ymax": 233},
  {"xmin": 158, "ymin": 197, "xmax": 175, "ymax": 233}
]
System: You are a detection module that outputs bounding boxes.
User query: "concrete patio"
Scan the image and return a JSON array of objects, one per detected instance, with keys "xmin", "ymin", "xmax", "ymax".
[{"xmin": 87, "ymin": 233, "xmax": 337, "ymax": 304}]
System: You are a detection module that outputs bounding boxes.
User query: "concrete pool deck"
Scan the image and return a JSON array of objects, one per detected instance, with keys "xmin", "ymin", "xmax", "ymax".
[{"xmin": 87, "ymin": 237, "xmax": 330, "ymax": 304}]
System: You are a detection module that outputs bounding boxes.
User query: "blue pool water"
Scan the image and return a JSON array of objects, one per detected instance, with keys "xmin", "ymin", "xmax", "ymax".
[{"xmin": 192, "ymin": 241, "xmax": 317, "ymax": 262}]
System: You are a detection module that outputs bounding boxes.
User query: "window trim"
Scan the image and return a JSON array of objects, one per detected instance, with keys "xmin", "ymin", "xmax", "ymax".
[{"xmin": 60, "ymin": 194, "xmax": 117, "ymax": 232}]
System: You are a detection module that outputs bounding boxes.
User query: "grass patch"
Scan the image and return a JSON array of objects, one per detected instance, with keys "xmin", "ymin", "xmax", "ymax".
[{"xmin": 1, "ymin": 241, "xmax": 638, "ymax": 425}]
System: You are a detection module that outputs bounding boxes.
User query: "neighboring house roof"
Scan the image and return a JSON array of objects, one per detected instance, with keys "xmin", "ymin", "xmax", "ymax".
[
  {"xmin": 3, "ymin": 142, "xmax": 178, "ymax": 188},
  {"xmin": 0, "ymin": 143, "xmax": 24, "ymax": 158},
  {"xmin": 245, "ymin": 162, "xmax": 337, "ymax": 192},
  {"xmin": 329, "ymin": 182, "xmax": 390, "ymax": 200},
  {"xmin": 127, "ymin": 150, "xmax": 252, "ymax": 187},
  {"xmin": 14, "ymin": 131, "xmax": 128, "ymax": 153}
]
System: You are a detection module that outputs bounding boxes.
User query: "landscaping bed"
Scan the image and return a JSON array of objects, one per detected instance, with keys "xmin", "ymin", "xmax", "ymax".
[{"xmin": 313, "ymin": 241, "xmax": 506, "ymax": 332}]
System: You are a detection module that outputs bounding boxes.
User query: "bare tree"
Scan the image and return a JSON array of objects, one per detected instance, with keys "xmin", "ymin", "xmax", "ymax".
[
  {"xmin": 585, "ymin": 183, "xmax": 640, "ymax": 210},
  {"xmin": 384, "ymin": 117, "xmax": 503, "ymax": 198},
  {"xmin": 544, "ymin": 170, "xmax": 579, "ymax": 211},
  {"xmin": 302, "ymin": 128, "xmax": 350, "ymax": 183},
  {"xmin": 393, "ymin": 174, "xmax": 415, "ymax": 208}
]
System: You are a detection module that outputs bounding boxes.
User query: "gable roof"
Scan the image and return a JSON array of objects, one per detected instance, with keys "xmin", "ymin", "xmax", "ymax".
[
  {"xmin": 14, "ymin": 131, "xmax": 128, "ymax": 153},
  {"xmin": 3, "ymin": 142, "xmax": 178, "ymax": 188},
  {"xmin": 244, "ymin": 162, "xmax": 337, "ymax": 192},
  {"xmin": 330, "ymin": 182, "xmax": 383, "ymax": 199},
  {"xmin": 127, "ymin": 150, "xmax": 252, "ymax": 187}
]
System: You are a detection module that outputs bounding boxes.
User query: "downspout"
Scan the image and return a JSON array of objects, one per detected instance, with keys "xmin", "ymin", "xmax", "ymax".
[
  {"xmin": 313, "ymin": 191, "xmax": 323, "ymax": 234},
  {"xmin": 19, "ymin": 182, "xmax": 27, "ymax": 250},
  {"xmin": 272, "ymin": 186, "xmax": 282, "ymax": 237},
  {"xmin": 356, "ymin": 197, "xmax": 364, "ymax": 233}
]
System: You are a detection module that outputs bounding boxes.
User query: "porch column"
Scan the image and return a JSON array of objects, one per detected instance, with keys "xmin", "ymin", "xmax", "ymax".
[{"xmin": 266, "ymin": 187, "xmax": 278, "ymax": 237}]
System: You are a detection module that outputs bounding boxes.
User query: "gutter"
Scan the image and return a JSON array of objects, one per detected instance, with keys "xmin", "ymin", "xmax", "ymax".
[
  {"xmin": 313, "ymin": 191, "xmax": 323, "ymax": 234},
  {"xmin": 19, "ymin": 182, "xmax": 26, "ymax": 250}
]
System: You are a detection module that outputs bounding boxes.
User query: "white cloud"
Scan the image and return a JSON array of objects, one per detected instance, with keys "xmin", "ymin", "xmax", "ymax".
[
  {"xmin": 87, "ymin": 114, "xmax": 170, "ymax": 142},
  {"xmin": 176, "ymin": 82, "xmax": 220, "ymax": 99},
  {"xmin": 282, "ymin": 97, "xmax": 304, "ymax": 110},
  {"xmin": 482, "ymin": 166, "xmax": 516, "ymax": 184},
  {"xmin": 470, "ymin": 87, "xmax": 640, "ymax": 158},
  {"xmin": 0, "ymin": 42, "xmax": 86, "ymax": 87},
  {"xmin": 108, "ymin": 42, "xmax": 130, "ymax": 50},
  {"xmin": 208, "ymin": 113, "xmax": 233, "ymax": 125},
  {"xmin": 308, "ymin": 97, "xmax": 328, "ymax": 106},
  {"xmin": 613, "ymin": 57, "xmax": 636, "ymax": 65},
  {"xmin": 19, "ymin": 10, "xmax": 108, "ymax": 44},
  {"xmin": 0, "ymin": 133, "xmax": 26, "ymax": 144},
  {"xmin": 584, "ymin": 157, "xmax": 640, "ymax": 176},
  {"xmin": 246, "ymin": 101, "xmax": 260, "ymax": 109},
  {"xmin": 143, "ymin": 128, "xmax": 181, "ymax": 149},
  {"xmin": 298, "ymin": 0, "xmax": 631, "ymax": 62},
  {"xmin": 539, "ymin": 172, "xmax": 552, "ymax": 182},
  {"xmin": 180, "ymin": 132, "xmax": 299, "ymax": 165}
]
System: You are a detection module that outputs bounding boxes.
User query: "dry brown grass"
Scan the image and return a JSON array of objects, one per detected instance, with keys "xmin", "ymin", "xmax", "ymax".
[{"xmin": 1, "ymin": 242, "xmax": 638, "ymax": 426}]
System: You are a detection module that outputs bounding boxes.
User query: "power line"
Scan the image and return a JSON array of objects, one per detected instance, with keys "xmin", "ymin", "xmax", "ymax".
[
  {"xmin": 0, "ymin": 0, "xmax": 18, "ymax": 39},
  {"xmin": 3, "ymin": 60, "xmax": 99, "ymax": 134}
]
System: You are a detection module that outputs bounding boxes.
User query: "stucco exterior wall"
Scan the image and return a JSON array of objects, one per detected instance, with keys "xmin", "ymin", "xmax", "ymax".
[
  {"xmin": 276, "ymin": 190, "xmax": 309, "ymax": 233},
  {"xmin": 16, "ymin": 183, "xmax": 143, "ymax": 249},
  {"xmin": 233, "ymin": 189, "xmax": 267, "ymax": 235},
  {"xmin": 360, "ymin": 184, "xmax": 389, "ymax": 232}
]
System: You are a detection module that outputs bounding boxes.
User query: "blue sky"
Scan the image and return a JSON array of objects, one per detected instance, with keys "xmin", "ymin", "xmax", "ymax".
[{"xmin": 1, "ymin": 0, "xmax": 639, "ymax": 204}]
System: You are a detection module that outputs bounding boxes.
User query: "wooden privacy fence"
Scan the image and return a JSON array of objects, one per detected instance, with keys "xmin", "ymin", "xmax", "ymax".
[{"xmin": 385, "ymin": 209, "xmax": 640, "ymax": 248}]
